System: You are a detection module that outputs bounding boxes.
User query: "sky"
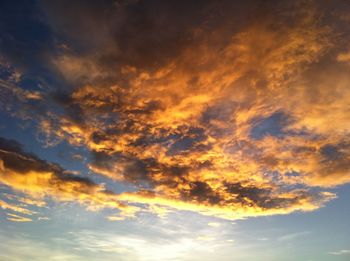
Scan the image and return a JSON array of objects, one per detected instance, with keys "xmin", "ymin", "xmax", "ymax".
[{"xmin": 0, "ymin": 0, "xmax": 350, "ymax": 260}]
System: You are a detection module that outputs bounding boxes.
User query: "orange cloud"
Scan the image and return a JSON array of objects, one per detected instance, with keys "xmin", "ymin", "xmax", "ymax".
[
  {"xmin": 0, "ymin": 199, "xmax": 35, "ymax": 216},
  {"xmin": 0, "ymin": 137, "xmax": 138, "ymax": 221},
  {"xmin": 1, "ymin": 1, "xmax": 349, "ymax": 220}
]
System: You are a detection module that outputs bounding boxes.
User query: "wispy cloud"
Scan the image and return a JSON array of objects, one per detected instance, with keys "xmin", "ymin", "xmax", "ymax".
[
  {"xmin": 277, "ymin": 231, "xmax": 311, "ymax": 242},
  {"xmin": 329, "ymin": 249, "xmax": 350, "ymax": 255},
  {"xmin": 6, "ymin": 213, "xmax": 32, "ymax": 222}
]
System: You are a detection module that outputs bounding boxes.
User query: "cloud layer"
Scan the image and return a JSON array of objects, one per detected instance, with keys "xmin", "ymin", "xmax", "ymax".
[{"xmin": 1, "ymin": 0, "xmax": 350, "ymax": 220}]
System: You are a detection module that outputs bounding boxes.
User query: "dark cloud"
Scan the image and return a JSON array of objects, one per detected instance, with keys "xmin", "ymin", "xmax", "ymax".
[
  {"xmin": 224, "ymin": 182, "xmax": 304, "ymax": 209},
  {"xmin": 40, "ymin": 0, "xmax": 252, "ymax": 71},
  {"xmin": 317, "ymin": 142, "xmax": 350, "ymax": 180},
  {"xmin": 0, "ymin": 137, "xmax": 57, "ymax": 174},
  {"xmin": 0, "ymin": 137, "xmax": 94, "ymax": 188},
  {"xmin": 90, "ymin": 151, "xmax": 150, "ymax": 184},
  {"xmin": 186, "ymin": 181, "xmax": 222, "ymax": 205}
]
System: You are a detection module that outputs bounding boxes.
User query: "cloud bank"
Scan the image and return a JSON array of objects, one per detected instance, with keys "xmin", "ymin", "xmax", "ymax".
[{"xmin": 1, "ymin": 0, "xmax": 350, "ymax": 220}]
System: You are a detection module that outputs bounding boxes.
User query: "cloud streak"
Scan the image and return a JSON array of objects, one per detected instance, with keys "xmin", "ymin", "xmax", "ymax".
[{"xmin": 0, "ymin": 137, "xmax": 138, "ymax": 220}]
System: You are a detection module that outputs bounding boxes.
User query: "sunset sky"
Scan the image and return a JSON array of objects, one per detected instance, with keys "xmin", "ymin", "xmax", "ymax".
[{"xmin": 0, "ymin": 1, "xmax": 350, "ymax": 260}]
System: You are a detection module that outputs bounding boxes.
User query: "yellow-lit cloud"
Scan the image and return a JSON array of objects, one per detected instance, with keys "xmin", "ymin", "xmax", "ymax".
[
  {"xmin": 0, "ymin": 138, "xmax": 138, "ymax": 221},
  {"xmin": 6, "ymin": 213, "xmax": 33, "ymax": 222}
]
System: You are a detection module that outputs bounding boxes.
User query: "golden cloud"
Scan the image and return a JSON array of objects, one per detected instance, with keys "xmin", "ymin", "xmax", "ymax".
[
  {"xmin": 0, "ymin": 137, "xmax": 138, "ymax": 221},
  {"xmin": 1, "ymin": 1, "xmax": 349, "ymax": 220}
]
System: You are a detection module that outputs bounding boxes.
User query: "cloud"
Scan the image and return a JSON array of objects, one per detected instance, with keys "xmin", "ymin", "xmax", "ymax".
[
  {"xmin": 0, "ymin": 137, "xmax": 138, "ymax": 220},
  {"xmin": 329, "ymin": 249, "xmax": 350, "ymax": 255},
  {"xmin": 277, "ymin": 231, "xmax": 311, "ymax": 242},
  {"xmin": 65, "ymin": 226, "xmax": 230, "ymax": 261},
  {"xmin": 207, "ymin": 222, "xmax": 221, "ymax": 228},
  {"xmin": 6, "ymin": 213, "xmax": 33, "ymax": 222},
  {"xmin": 1, "ymin": 0, "xmax": 350, "ymax": 220},
  {"xmin": 0, "ymin": 198, "xmax": 35, "ymax": 216}
]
